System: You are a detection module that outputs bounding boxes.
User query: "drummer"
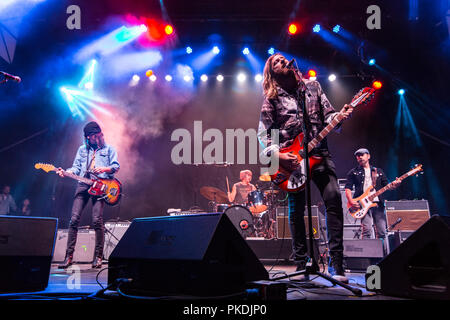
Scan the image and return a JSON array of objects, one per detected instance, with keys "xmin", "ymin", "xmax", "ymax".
[{"xmin": 227, "ymin": 170, "xmax": 257, "ymax": 205}]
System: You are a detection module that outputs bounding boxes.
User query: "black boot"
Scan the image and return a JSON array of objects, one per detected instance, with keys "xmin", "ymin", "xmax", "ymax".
[
  {"xmin": 58, "ymin": 255, "xmax": 73, "ymax": 269},
  {"xmin": 92, "ymin": 256, "xmax": 102, "ymax": 269}
]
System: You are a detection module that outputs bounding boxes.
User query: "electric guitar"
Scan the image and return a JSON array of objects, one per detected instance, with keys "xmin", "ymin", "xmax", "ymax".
[
  {"xmin": 270, "ymin": 87, "xmax": 375, "ymax": 192},
  {"xmin": 348, "ymin": 164, "xmax": 423, "ymax": 219},
  {"xmin": 35, "ymin": 163, "xmax": 122, "ymax": 206}
]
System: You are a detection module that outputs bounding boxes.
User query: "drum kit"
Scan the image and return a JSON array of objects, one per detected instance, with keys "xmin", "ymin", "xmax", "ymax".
[{"xmin": 199, "ymin": 173, "xmax": 285, "ymax": 239}]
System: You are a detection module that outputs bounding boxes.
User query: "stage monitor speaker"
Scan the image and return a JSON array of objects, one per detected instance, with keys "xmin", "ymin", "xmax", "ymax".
[
  {"xmin": 108, "ymin": 213, "xmax": 269, "ymax": 297},
  {"xmin": 0, "ymin": 216, "xmax": 57, "ymax": 292},
  {"xmin": 276, "ymin": 206, "xmax": 320, "ymax": 239},
  {"xmin": 377, "ymin": 214, "xmax": 450, "ymax": 300},
  {"xmin": 343, "ymin": 239, "xmax": 384, "ymax": 272},
  {"xmin": 385, "ymin": 200, "xmax": 430, "ymax": 232},
  {"xmin": 52, "ymin": 229, "xmax": 96, "ymax": 263}
]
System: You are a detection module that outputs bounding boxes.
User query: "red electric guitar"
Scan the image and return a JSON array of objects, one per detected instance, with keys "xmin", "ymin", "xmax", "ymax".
[
  {"xmin": 270, "ymin": 87, "xmax": 375, "ymax": 193},
  {"xmin": 35, "ymin": 163, "xmax": 122, "ymax": 206}
]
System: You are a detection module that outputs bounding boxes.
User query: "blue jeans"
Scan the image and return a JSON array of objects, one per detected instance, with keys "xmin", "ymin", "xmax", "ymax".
[
  {"xmin": 288, "ymin": 157, "xmax": 344, "ymax": 264},
  {"xmin": 361, "ymin": 205, "xmax": 387, "ymax": 239},
  {"xmin": 65, "ymin": 185, "xmax": 105, "ymax": 259}
]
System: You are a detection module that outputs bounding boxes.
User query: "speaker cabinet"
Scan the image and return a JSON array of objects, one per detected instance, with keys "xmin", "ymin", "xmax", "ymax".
[
  {"xmin": 103, "ymin": 221, "xmax": 130, "ymax": 260},
  {"xmin": 108, "ymin": 213, "xmax": 269, "ymax": 296},
  {"xmin": 276, "ymin": 206, "xmax": 320, "ymax": 239},
  {"xmin": 385, "ymin": 200, "xmax": 430, "ymax": 231},
  {"xmin": 52, "ymin": 229, "xmax": 96, "ymax": 262},
  {"xmin": 377, "ymin": 215, "xmax": 450, "ymax": 299},
  {"xmin": 0, "ymin": 216, "xmax": 58, "ymax": 292}
]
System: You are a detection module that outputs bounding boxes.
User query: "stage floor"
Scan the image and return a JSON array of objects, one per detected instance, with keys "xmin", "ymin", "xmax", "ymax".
[{"xmin": 0, "ymin": 262, "xmax": 405, "ymax": 301}]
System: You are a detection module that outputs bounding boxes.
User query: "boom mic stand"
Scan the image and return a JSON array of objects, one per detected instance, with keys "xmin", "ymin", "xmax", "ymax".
[{"xmin": 271, "ymin": 61, "xmax": 362, "ymax": 296}]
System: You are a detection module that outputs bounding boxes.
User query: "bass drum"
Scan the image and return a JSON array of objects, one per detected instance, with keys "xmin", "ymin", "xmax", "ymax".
[
  {"xmin": 247, "ymin": 190, "xmax": 268, "ymax": 216},
  {"xmin": 223, "ymin": 205, "xmax": 254, "ymax": 238}
]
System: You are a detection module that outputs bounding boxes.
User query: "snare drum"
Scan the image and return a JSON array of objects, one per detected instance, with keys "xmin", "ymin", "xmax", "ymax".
[{"xmin": 247, "ymin": 190, "xmax": 267, "ymax": 216}]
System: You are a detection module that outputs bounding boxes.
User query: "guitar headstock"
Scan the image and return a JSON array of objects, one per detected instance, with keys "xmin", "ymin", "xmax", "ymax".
[
  {"xmin": 35, "ymin": 163, "xmax": 56, "ymax": 173},
  {"xmin": 410, "ymin": 164, "xmax": 424, "ymax": 177},
  {"xmin": 350, "ymin": 87, "xmax": 376, "ymax": 108}
]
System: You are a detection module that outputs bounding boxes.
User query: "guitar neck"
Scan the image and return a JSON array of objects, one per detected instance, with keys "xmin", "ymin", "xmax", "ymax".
[
  {"xmin": 369, "ymin": 171, "xmax": 410, "ymax": 201},
  {"xmin": 307, "ymin": 113, "xmax": 343, "ymax": 152},
  {"xmin": 62, "ymin": 170, "xmax": 93, "ymax": 185}
]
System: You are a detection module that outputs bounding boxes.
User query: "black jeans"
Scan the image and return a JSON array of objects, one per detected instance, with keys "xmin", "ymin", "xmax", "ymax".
[
  {"xmin": 361, "ymin": 205, "xmax": 387, "ymax": 239},
  {"xmin": 288, "ymin": 157, "xmax": 344, "ymax": 264},
  {"xmin": 65, "ymin": 185, "xmax": 105, "ymax": 259}
]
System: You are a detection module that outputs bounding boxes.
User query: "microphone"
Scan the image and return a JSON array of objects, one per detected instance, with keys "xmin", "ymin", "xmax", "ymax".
[
  {"xmin": 286, "ymin": 58, "xmax": 295, "ymax": 69},
  {"xmin": 0, "ymin": 71, "xmax": 21, "ymax": 83},
  {"xmin": 390, "ymin": 217, "xmax": 402, "ymax": 230}
]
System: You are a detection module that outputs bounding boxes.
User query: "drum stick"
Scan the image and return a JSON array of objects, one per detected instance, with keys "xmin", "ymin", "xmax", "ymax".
[{"xmin": 226, "ymin": 176, "xmax": 230, "ymax": 193}]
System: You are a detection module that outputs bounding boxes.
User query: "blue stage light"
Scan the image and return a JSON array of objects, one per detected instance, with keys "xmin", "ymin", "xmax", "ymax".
[
  {"xmin": 313, "ymin": 24, "xmax": 321, "ymax": 33},
  {"xmin": 186, "ymin": 46, "xmax": 192, "ymax": 54},
  {"xmin": 242, "ymin": 47, "xmax": 250, "ymax": 55},
  {"xmin": 333, "ymin": 25, "xmax": 340, "ymax": 33},
  {"xmin": 398, "ymin": 89, "xmax": 405, "ymax": 95},
  {"xmin": 268, "ymin": 47, "xmax": 275, "ymax": 55},
  {"xmin": 369, "ymin": 58, "xmax": 376, "ymax": 65},
  {"xmin": 212, "ymin": 46, "xmax": 220, "ymax": 54}
]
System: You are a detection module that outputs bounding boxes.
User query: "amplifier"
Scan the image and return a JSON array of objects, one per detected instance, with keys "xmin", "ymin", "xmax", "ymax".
[
  {"xmin": 343, "ymin": 239, "xmax": 384, "ymax": 272},
  {"xmin": 386, "ymin": 231, "xmax": 414, "ymax": 254},
  {"xmin": 276, "ymin": 206, "xmax": 320, "ymax": 239},
  {"xmin": 104, "ymin": 221, "xmax": 131, "ymax": 260},
  {"xmin": 52, "ymin": 229, "xmax": 96, "ymax": 263},
  {"xmin": 385, "ymin": 200, "xmax": 430, "ymax": 232}
]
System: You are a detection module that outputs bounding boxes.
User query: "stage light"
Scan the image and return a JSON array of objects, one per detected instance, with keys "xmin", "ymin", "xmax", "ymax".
[
  {"xmin": 165, "ymin": 75, "xmax": 172, "ymax": 82},
  {"xmin": 268, "ymin": 47, "xmax": 275, "ymax": 55},
  {"xmin": 398, "ymin": 89, "xmax": 405, "ymax": 95},
  {"xmin": 288, "ymin": 23, "xmax": 298, "ymax": 35},
  {"xmin": 183, "ymin": 75, "xmax": 192, "ymax": 82},
  {"xmin": 242, "ymin": 47, "xmax": 250, "ymax": 55},
  {"xmin": 84, "ymin": 82, "xmax": 94, "ymax": 90},
  {"xmin": 369, "ymin": 59, "xmax": 376, "ymax": 65},
  {"xmin": 216, "ymin": 74, "xmax": 224, "ymax": 82},
  {"xmin": 212, "ymin": 46, "xmax": 220, "ymax": 54},
  {"xmin": 164, "ymin": 24, "xmax": 174, "ymax": 35},
  {"xmin": 372, "ymin": 80, "xmax": 383, "ymax": 90},
  {"xmin": 237, "ymin": 73, "xmax": 247, "ymax": 82},
  {"xmin": 308, "ymin": 69, "xmax": 317, "ymax": 78},
  {"xmin": 328, "ymin": 74, "xmax": 336, "ymax": 82},
  {"xmin": 332, "ymin": 25, "xmax": 341, "ymax": 33},
  {"xmin": 146, "ymin": 70, "xmax": 153, "ymax": 77},
  {"xmin": 200, "ymin": 74, "xmax": 208, "ymax": 82},
  {"xmin": 313, "ymin": 24, "xmax": 321, "ymax": 33},
  {"xmin": 140, "ymin": 24, "xmax": 148, "ymax": 33},
  {"xmin": 149, "ymin": 75, "xmax": 157, "ymax": 81},
  {"xmin": 255, "ymin": 74, "xmax": 263, "ymax": 82},
  {"xmin": 186, "ymin": 46, "xmax": 193, "ymax": 54},
  {"xmin": 132, "ymin": 74, "xmax": 140, "ymax": 82}
]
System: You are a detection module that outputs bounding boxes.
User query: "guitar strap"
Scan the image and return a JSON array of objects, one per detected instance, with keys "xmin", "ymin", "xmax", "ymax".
[{"xmin": 371, "ymin": 167, "xmax": 378, "ymax": 188}]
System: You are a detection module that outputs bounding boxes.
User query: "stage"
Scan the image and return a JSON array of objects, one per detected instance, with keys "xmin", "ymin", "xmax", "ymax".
[{"xmin": 0, "ymin": 262, "xmax": 403, "ymax": 301}]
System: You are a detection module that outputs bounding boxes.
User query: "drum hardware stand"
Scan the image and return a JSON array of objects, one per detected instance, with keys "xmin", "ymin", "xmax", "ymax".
[{"xmin": 271, "ymin": 61, "xmax": 362, "ymax": 296}]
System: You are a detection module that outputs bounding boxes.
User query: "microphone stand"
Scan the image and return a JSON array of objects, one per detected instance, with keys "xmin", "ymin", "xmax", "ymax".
[{"xmin": 271, "ymin": 62, "xmax": 362, "ymax": 296}]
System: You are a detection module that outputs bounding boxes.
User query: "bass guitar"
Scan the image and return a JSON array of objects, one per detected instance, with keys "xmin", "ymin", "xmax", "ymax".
[
  {"xmin": 348, "ymin": 164, "xmax": 423, "ymax": 219},
  {"xmin": 35, "ymin": 163, "xmax": 122, "ymax": 206},
  {"xmin": 270, "ymin": 87, "xmax": 375, "ymax": 192}
]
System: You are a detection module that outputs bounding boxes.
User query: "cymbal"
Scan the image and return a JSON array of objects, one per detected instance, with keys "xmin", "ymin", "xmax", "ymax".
[
  {"xmin": 259, "ymin": 174, "xmax": 271, "ymax": 182},
  {"xmin": 200, "ymin": 186, "xmax": 228, "ymax": 203}
]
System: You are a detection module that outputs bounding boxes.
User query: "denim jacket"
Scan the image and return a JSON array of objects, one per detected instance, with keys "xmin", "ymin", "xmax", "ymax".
[
  {"xmin": 66, "ymin": 144, "xmax": 120, "ymax": 181},
  {"xmin": 345, "ymin": 165, "xmax": 389, "ymax": 205}
]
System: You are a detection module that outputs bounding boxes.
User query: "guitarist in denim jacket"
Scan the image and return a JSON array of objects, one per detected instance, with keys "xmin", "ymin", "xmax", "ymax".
[
  {"xmin": 345, "ymin": 148, "xmax": 400, "ymax": 239},
  {"xmin": 56, "ymin": 121, "xmax": 120, "ymax": 269}
]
